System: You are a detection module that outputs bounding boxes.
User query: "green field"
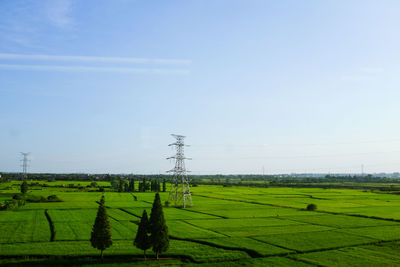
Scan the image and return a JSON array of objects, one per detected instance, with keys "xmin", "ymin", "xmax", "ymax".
[{"xmin": 2, "ymin": 181, "xmax": 400, "ymax": 266}]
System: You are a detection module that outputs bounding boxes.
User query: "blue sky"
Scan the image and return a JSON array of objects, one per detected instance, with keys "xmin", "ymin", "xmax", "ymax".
[{"xmin": 1, "ymin": 0, "xmax": 400, "ymax": 174}]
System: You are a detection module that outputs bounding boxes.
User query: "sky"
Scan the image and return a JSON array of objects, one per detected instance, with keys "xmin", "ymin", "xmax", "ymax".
[{"xmin": 1, "ymin": 0, "xmax": 400, "ymax": 175}]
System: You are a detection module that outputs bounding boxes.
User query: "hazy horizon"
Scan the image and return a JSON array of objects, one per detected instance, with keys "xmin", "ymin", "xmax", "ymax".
[{"xmin": 1, "ymin": 1, "xmax": 400, "ymax": 174}]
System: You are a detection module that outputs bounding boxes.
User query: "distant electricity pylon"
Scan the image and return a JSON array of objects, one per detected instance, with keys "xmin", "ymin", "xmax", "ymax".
[
  {"xmin": 167, "ymin": 134, "xmax": 192, "ymax": 208},
  {"xmin": 20, "ymin": 152, "xmax": 30, "ymax": 178}
]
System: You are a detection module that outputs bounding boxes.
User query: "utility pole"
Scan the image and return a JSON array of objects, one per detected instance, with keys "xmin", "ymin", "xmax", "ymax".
[
  {"xmin": 20, "ymin": 152, "xmax": 30, "ymax": 179},
  {"xmin": 167, "ymin": 134, "xmax": 192, "ymax": 208}
]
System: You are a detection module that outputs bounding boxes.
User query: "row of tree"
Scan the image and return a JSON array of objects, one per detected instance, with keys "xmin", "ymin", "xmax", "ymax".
[
  {"xmin": 90, "ymin": 193, "xmax": 169, "ymax": 259},
  {"xmin": 18, "ymin": 179, "xmax": 165, "ymax": 194},
  {"xmin": 116, "ymin": 178, "xmax": 167, "ymax": 193},
  {"xmin": 117, "ymin": 179, "xmax": 135, "ymax": 192}
]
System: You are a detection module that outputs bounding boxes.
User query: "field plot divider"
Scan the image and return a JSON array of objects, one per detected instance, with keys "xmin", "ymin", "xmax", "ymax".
[
  {"xmin": 107, "ymin": 213, "xmax": 120, "ymax": 222},
  {"xmin": 194, "ymin": 194, "xmax": 299, "ymax": 210},
  {"xmin": 260, "ymin": 235, "xmax": 400, "ymax": 256},
  {"xmin": 195, "ymin": 194, "xmax": 400, "ymax": 224},
  {"xmin": 248, "ymin": 236, "xmax": 300, "ymax": 253},
  {"xmin": 169, "ymin": 235, "xmax": 263, "ymax": 258},
  {"xmin": 181, "ymin": 220, "xmax": 230, "ymax": 237},
  {"xmin": 313, "ymin": 209, "xmax": 400, "ymax": 223},
  {"xmin": 44, "ymin": 209, "xmax": 55, "ymax": 242},
  {"xmin": 285, "ymin": 255, "xmax": 321, "ymax": 266},
  {"xmin": 274, "ymin": 216, "xmax": 340, "ymax": 229},
  {"xmin": 118, "ymin": 208, "xmax": 141, "ymax": 219},
  {"xmin": 177, "ymin": 207, "xmax": 228, "ymax": 219}
]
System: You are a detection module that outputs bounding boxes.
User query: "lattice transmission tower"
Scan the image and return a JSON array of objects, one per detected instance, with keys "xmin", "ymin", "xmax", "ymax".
[
  {"xmin": 20, "ymin": 152, "xmax": 30, "ymax": 179},
  {"xmin": 167, "ymin": 134, "xmax": 192, "ymax": 208}
]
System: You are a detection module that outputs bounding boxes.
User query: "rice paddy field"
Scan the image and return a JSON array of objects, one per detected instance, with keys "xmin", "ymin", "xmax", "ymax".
[{"xmin": 1, "ymin": 181, "xmax": 400, "ymax": 266}]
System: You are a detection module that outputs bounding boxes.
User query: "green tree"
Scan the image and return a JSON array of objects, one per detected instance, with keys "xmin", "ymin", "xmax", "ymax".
[
  {"xmin": 149, "ymin": 193, "xmax": 169, "ymax": 259},
  {"xmin": 141, "ymin": 177, "xmax": 146, "ymax": 192},
  {"xmin": 20, "ymin": 181, "xmax": 28, "ymax": 194},
  {"xmin": 134, "ymin": 210, "xmax": 151, "ymax": 259},
  {"xmin": 129, "ymin": 179, "xmax": 135, "ymax": 192},
  {"xmin": 118, "ymin": 180, "xmax": 124, "ymax": 192},
  {"xmin": 91, "ymin": 196, "xmax": 112, "ymax": 258},
  {"xmin": 124, "ymin": 183, "xmax": 129, "ymax": 192}
]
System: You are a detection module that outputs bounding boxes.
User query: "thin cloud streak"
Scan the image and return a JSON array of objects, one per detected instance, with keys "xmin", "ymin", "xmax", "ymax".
[
  {"xmin": 45, "ymin": 0, "xmax": 74, "ymax": 27},
  {"xmin": 0, "ymin": 64, "xmax": 190, "ymax": 74},
  {"xmin": 340, "ymin": 66, "xmax": 385, "ymax": 82},
  {"xmin": 0, "ymin": 53, "xmax": 192, "ymax": 66}
]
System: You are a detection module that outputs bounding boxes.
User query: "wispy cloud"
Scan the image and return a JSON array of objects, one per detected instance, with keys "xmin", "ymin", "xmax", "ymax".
[
  {"xmin": 0, "ymin": 1, "xmax": 74, "ymax": 49},
  {"xmin": 0, "ymin": 52, "xmax": 192, "ymax": 74},
  {"xmin": 341, "ymin": 67, "xmax": 385, "ymax": 82},
  {"xmin": 0, "ymin": 53, "xmax": 192, "ymax": 66},
  {"xmin": 45, "ymin": 0, "xmax": 74, "ymax": 27},
  {"xmin": 0, "ymin": 64, "xmax": 190, "ymax": 75},
  {"xmin": 360, "ymin": 67, "xmax": 385, "ymax": 75}
]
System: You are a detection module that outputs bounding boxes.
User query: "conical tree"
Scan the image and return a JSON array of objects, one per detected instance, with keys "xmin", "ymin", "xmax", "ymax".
[
  {"xmin": 134, "ymin": 210, "xmax": 151, "ymax": 259},
  {"xmin": 91, "ymin": 196, "xmax": 112, "ymax": 259},
  {"xmin": 118, "ymin": 180, "xmax": 123, "ymax": 192},
  {"xmin": 149, "ymin": 193, "xmax": 169, "ymax": 259},
  {"xmin": 129, "ymin": 179, "xmax": 135, "ymax": 192},
  {"xmin": 20, "ymin": 181, "xmax": 28, "ymax": 194}
]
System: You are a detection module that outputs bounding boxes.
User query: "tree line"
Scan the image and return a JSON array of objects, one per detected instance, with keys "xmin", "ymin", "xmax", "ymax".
[{"xmin": 113, "ymin": 178, "xmax": 167, "ymax": 193}]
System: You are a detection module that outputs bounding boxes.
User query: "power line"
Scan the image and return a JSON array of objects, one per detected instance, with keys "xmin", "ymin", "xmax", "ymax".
[
  {"xmin": 194, "ymin": 150, "xmax": 400, "ymax": 161},
  {"xmin": 192, "ymin": 138, "xmax": 400, "ymax": 149}
]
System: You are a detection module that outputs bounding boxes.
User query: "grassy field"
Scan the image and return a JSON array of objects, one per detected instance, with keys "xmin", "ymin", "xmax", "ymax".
[{"xmin": 1, "ymin": 181, "xmax": 400, "ymax": 266}]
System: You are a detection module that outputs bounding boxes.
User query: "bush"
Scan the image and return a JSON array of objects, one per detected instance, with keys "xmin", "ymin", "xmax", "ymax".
[
  {"xmin": 47, "ymin": 195, "xmax": 62, "ymax": 202},
  {"xmin": 22, "ymin": 194, "xmax": 62, "ymax": 203},
  {"xmin": 164, "ymin": 201, "xmax": 170, "ymax": 207},
  {"xmin": 0, "ymin": 199, "xmax": 25, "ymax": 210},
  {"xmin": 12, "ymin": 194, "xmax": 23, "ymax": 200},
  {"xmin": 26, "ymin": 195, "xmax": 47, "ymax": 202},
  {"xmin": 306, "ymin": 203, "xmax": 317, "ymax": 211}
]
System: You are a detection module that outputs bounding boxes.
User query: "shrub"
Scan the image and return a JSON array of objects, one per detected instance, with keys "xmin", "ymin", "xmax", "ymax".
[
  {"xmin": 0, "ymin": 199, "xmax": 25, "ymax": 210},
  {"xmin": 307, "ymin": 203, "xmax": 317, "ymax": 211},
  {"xmin": 164, "ymin": 201, "xmax": 170, "ymax": 207},
  {"xmin": 12, "ymin": 194, "xmax": 23, "ymax": 200},
  {"xmin": 22, "ymin": 194, "xmax": 62, "ymax": 203},
  {"xmin": 47, "ymin": 195, "xmax": 62, "ymax": 202},
  {"xmin": 26, "ymin": 195, "xmax": 47, "ymax": 202}
]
